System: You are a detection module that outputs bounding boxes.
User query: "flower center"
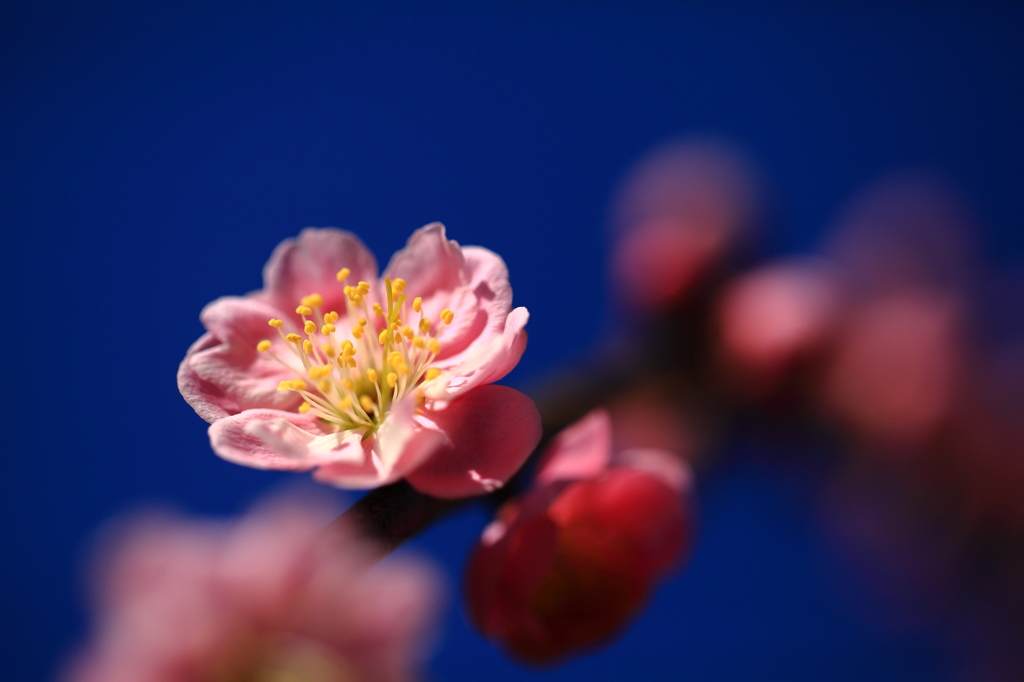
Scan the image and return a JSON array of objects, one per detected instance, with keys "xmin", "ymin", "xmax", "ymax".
[{"xmin": 256, "ymin": 270, "xmax": 454, "ymax": 436}]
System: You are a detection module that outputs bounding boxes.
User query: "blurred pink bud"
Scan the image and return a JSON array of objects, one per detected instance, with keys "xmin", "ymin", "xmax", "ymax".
[
  {"xmin": 716, "ymin": 261, "xmax": 843, "ymax": 398},
  {"xmin": 820, "ymin": 291, "xmax": 965, "ymax": 453},
  {"xmin": 62, "ymin": 494, "xmax": 443, "ymax": 682},
  {"xmin": 466, "ymin": 411, "xmax": 693, "ymax": 664},
  {"xmin": 610, "ymin": 137, "xmax": 764, "ymax": 310}
]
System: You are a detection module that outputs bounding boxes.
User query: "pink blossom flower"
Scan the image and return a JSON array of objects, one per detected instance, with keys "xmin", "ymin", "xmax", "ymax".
[
  {"xmin": 178, "ymin": 223, "xmax": 541, "ymax": 498},
  {"xmin": 62, "ymin": 495, "xmax": 443, "ymax": 682},
  {"xmin": 466, "ymin": 410, "xmax": 694, "ymax": 664}
]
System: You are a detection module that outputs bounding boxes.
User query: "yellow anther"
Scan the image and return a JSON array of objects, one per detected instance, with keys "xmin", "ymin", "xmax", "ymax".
[
  {"xmin": 298, "ymin": 402, "xmax": 311, "ymax": 414},
  {"xmin": 268, "ymin": 319, "xmax": 284, "ymax": 328},
  {"xmin": 366, "ymin": 368, "xmax": 378, "ymax": 383},
  {"xmin": 324, "ymin": 311, "xmax": 339, "ymax": 324},
  {"xmin": 300, "ymin": 293, "xmax": 323, "ymax": 308},
  {"xmin": 302, "ymin": 339, "xmax": 314, "ymax": 355},
  {"xmin": 341, "ymin": 340, "xmax": 355, "ymax": 353},
  {"xmin": 296, "ymin": 305, "xmax": 313, "ymax": 316},
  {"xmin": 308, "ymin": 366, "xmax": 330, "ymax": 379},
  {"xmin": 321, "ymin": 323, "xmax": 337, "ymax": 334},
  {"xmin": 277, "ymin": 381, "xmax": 292, "ymax": 392},
  {"xmin": 339, "ymin": 396, "xmax": 353, "ymax": 410},
  {"xmin": 419, "ymin": 318, "xmax": 431, "ymax": 334},
  {"xmin": 321, "ymin": 344, "xmax": 335, "ymax": 357},
  {"xmin": 440, "ymin": 308, "xmax": 454, "ymax": 325},
  {"xmin": 256, "ymin": 340, "xmax": 272, "ymax": 352},
  {"xmin": 402, "ymin": 325, "xmax": 415, "ymax": 340},
  {"xmin": 357, "ymin": 281, "xmax": 371, "ymax": 295},
  {"xmin": 388, "ymin": 351, "xmax": 403, "ymax": 365},
  {"xmin": 386, "ymin": 372, "xmax": 398, "ymax": 388},
  {"xmin": 378, "ymin": 329, "xmax": 389, "ymax": 345},
  {"xmin": 352, "ymin": 327, "xmax": 364, "ymax": 340},
  {"xmin": 372, "ymin": 303, "xmax": 384, "ymax": 317},
  {"xmin": 349, "ymin": 293, "xmax": 363, "ymax": 306},
  {"xmin": 285, "ymin": 333, "xmax": 302, "ymax": 344},
  {"xmin": 412, "ymin": 297, "xmax": 422, "ymax": 313},
  {"xmin": 425, "ymin": 368, "xmax": 442, "ymax": 381},
  {"xmin": 341, "ymin": 378, "xmax": 355, "ymax": 391},
  {"xmin": 304, "ymin": 320, "xmax": 317, "ymax": 335},
  {"xmin": 317, "ymin": 379, "xmax": 331, "ymax": 394},
  {"xmin": 428, "ymin": 339, "xmax": 442, "ymax": 354},
  {"xmin": 392, "ymin": 278, "xmax": 407, "ymax": 294},
  {"xmin": 343, "ymin": 285, "xmax": 353, "ymax": 297},
  {"xmin": 288, "ymin": 379, "xmax": 307, "ymax": 391},
  {"xmin": 392, "ymin": 333, "xmax": 403, "ymax": 345},
  {"xmin": 395, "ymin": 362, "xmax": 410, "ymax": 376},
  {"xmin": 336, "ymin": 267, "xmax": 351, "ymax": 282},
  {"xmin": 360, "ymin": 395, "xmax": 375, "ymax": 413},
  {"xmin": 346, "ymin": 356, "xmax": 356, "ymax": 367},
  {"xmin": 357, "ymin": 317, "xmax": 367, "ymax": 326},
  {"xmin": 412, "ymin": 336, "xmax": 426, "ymax": 349}
]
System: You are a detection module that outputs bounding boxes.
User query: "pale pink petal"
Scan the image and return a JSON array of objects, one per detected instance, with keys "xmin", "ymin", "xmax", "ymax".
[
  {"xmin": 382, "ymin": 222, "xmax": 465, "ymax": 298},
  {"xmin": 311, "ymin": 444, "xmax": 385, "ymax": 489},
  {"xmin": 405, "ymin": 385, "xmax": 541, "ymax": 498},
  {"xmin": 535, "ymin": 409, "xmax": 613, "ymax": 486},
  {"xmin": 426, "ymin": 307, "xmax": 529, "ymax": 408},
  {"xmin": 423, "ymin": 245, "xmax": 515, "ymax": 364},
  {"xmin": 198, "ymin": 295, "xmax": 286, "ymax": 346},
  {"xmin": 376, "ymin": 398, "xmax": 446, "ymax": 477},
  {"xmin": 262, "ymin": 227, "xmax": 378, "ymax": 315},
  {"xmin": 613, "ymin": 448, "xmax": 693, "ymax": 494},
  {"xmin": 177, "ymin": 333, "xmax": 238, "ymax": 422},
  {"xmin": 188, "ymin": 297, "xmax": 302, "ymax": 416},
  {"xmin": 208, "ymin": 409, "xmax": 340, "ymax": 470},
  {"xmin": 312, "ymin": 414, "xmax": 443, "ymax": 490}
]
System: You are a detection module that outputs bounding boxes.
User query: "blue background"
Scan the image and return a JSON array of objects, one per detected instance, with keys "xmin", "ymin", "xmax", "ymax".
[{"xmin": 2, "ymin": 2, "xmax": 1022, "ymax": 680}]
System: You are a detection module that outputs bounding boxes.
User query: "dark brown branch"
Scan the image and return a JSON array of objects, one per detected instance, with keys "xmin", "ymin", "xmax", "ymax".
[{"xmin": 327, "ymin": 480, "xmax": 460, "ymax": 557}]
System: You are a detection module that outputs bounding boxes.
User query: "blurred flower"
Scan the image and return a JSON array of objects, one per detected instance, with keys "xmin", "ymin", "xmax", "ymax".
[
  {"xmin": 715, "ymin": 260, "xmax": 843, "ymax": 400},
  {"xmin": 820, "ymin": 290, "xmax": 965, "ymax": 454},
  {"xmin": 466, "ymin": 410, "xmax": 693, "ymax": 664},
  {"xmin": 817, "ymin": 175, "xmax": 974, "ymax": 455},
  {"xmin": 609, "ymin": 137, "xmax": 764, "ymax": 311},
  {"xmin": 178, "ymin": 223, "xmax": 540, "ymax": 498},
  {"xmin": 62, "ymin": 495, "xmax": 443, "ymax": 682}
]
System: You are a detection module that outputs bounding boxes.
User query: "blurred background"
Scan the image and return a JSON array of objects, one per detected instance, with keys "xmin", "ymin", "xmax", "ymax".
[{"xmin": 2, "ymin": 1, "xmax": 1022, "ymax": 680}]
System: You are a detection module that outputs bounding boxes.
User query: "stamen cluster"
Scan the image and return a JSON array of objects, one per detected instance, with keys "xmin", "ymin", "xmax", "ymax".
[{"xmin": 257, "ymin": 270, "xmax": 454, "ymax": 435}]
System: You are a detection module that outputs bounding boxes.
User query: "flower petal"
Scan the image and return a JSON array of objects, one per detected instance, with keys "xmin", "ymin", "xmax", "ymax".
[
  {"xmin": 208, "ymin": 409, "xmax": 343, "ymax": 470},
  {"xmin": 189, "ymin": 297, "xmax": 302, "ymax": 416},
  {"xmin": 177, "ymin": 333, "xmax": 238, "ymax": 423},
  {"xmin": 535, "ymin": 409, "xmax": 613, "ymax": 485},
  {"xmin": 404, "ymin": 385, "xmax": 541, "ymax": 498},
  {"xmin": 312, "ymin": 409, "xmax": 444, "ymax": 490},
  {"xmin": 382, "ymin": 222, "xmax": 465, "ymax": 298},
  {"xmin": 423, "ymin": 245, "xmax": 516, "ymax": 364},
  {"xmin": 425, "ymin": 307, "xmax": 529, "ymax": 408},
  {"xmin": 263, "ymin": 227, "xmax": 378, "ymax": 315}
]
